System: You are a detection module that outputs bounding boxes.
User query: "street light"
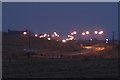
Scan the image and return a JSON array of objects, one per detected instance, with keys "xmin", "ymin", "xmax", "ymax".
[
  {"xmin": 94, "ymin": 31, "xmax": 98, "ymax": 34},
  {"xmin": 90, "ymin": 38, "xmax": 93, "ymax": 41},
  {"xmin": 71, "ymin": 33, "xmax": 74, "ymax": 35},
  {"xmin": 44, "ymin": 34, "xmax": 47, "ymax": 37},
  {"xmin": 62, "ymin": 39, "xmax": 66, "ymax": 43},
  {"xmin": 35, "ymin": 34, "xmax": 38, "ymax": 37},
  {"xmin": 98, "ymin": 31, "xmax": 104, "ymax": 35},
  {"xmin": 47, "ymin": 38, "xmax": 51, "ymax": 40},
  {"xmin": 23, "ymin": 31, "xmax": 27, "ymax": 35},
  {"xmin": 82, "ymin": 32, "xmax": 85, "ymax": 36},
  {"xmin": 73, "ymin": 31, "xmax": 77, "ymax": 34},
  {"xmin": 54, "ymin": 32, "xmax": 57, "ymax": 34},
  {"xmin": 23, "ymin": 30, "xmax": 31, "ymax": 49},
  {"xmin": 86, "ymin": 31, "xmax": 90, "ymax": 35},
  {"xmin": 106, "ymin": 38, "xmax": 109, "ymax": 43}
]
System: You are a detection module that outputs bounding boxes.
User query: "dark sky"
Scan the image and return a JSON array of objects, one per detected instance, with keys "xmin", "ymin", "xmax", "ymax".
[{"xmin": 2, "ymin": 2, "xmax": 118, "ymax": 40}]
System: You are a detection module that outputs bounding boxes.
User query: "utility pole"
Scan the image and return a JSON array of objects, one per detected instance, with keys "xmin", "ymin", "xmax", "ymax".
[
  {"xmin": 28, "ymin": 30, "xmax": 31, "ymax": 49},
  {"xmin": 112, "ymin": 32, "xmax": 114, "ymax": 47},
  {"xmin": 26, "ymin": 29, "xmax": 31, "ymax": 49}
]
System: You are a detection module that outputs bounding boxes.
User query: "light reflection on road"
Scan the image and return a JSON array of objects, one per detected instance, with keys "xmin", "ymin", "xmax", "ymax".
[{"xmin": 31, "ymin": 46, "xmax": 105, "ymax": 58}]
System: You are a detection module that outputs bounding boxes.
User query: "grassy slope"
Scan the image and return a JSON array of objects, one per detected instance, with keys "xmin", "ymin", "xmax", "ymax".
[
  {"xmin": 2, "ymin": 34, "xmax": 119, "ymax": 78},
  {"xmin": 2, "ymin": 34, "xmax": 82, "ymax": 59},
  {"xmin": 2, "ymin": 58, "xmax": 118, "ymax": 78}
]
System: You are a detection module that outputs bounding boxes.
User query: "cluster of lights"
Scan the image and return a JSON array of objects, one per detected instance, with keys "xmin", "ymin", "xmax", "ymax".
[
  {"xmin": 23, "ymin": 30, "xmax": 104, "ymax": 43},
  {"xmin": 82, "ymin": 30, "xmax": 103, "ymax": 36},
  {"xmin": 52, "ymin": 32, "xmax": 59, "ymax": 37},
  {"xmin": 39, "ymin": 34, "xmax": 51, "ymax": 41},
  {"xmin": 71, "ymin": 31, "xmax": 77, "ymax": 35},
  {"xmin": 62, "ymin": 31, "xmax": 77, "ymax": 43},
  {"xmin": 98, "ymin": 31, "xmax": 104, "ymax": 35},
  {"xmin": 66, "ymin": 35, "xmax": 74, "ymax": 41},
  {"xmin": 82, "ymin": 31, "xmax": 90, "ymax": 36},
  {"xmin": 94, "ymin": 30, "xmax": 104, "ymax": 35}
]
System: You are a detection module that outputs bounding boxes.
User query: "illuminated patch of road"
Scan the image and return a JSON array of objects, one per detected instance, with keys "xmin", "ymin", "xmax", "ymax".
[
  {"xmin": 83, "ymin": 46, "xmax": 92, "ymax": 49},
  {"xmin": 94, "ymin": 47, "xmax": 105, "ymax": 51}
]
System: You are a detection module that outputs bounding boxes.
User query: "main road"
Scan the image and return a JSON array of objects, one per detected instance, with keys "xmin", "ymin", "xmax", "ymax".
[{"xmin": 31, "ymin": 46, "xmax": 105, "ymax": 58}]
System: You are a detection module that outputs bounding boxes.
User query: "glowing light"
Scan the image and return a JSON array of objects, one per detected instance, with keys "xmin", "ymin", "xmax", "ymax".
[
  {"xmin": 54, "ymin": 32, "xmax": 57, "ymax": 34},
  {"xmin": 47, "ymin": 35, "xmax": 50, "ymax": 37},
  {"xmin": 86, "ymin": 31, "xmax": 89, "ymax": 34},
  {"xmin": 95, "ymin": 47, "xmax": 105, "ymax": 51},
  {"xmin": 100, "ymin": 31, "xmax": 103, "ymax": 34},
  {"xmin": 106, "ymin": 39, "xmax": 109, "ymax": 43},
  {"xmin": 52, "ymin": 35, "xmax": 54, "ymax": 37},
  {"xmin": 99, "ymin": 31, "xmax": 104, "ymax": 35},
  {"xmin": 83, "ymin": 46, "xmax": 92, "ymax": 49},
  {"xmin": 57, "ymin": 40, "xmax": 59, "ymax": 41},
  {"xmin": 66, "ymin": 39, "xmax": 69, "ymax": 41},
  {"xmin": 82, "ymin": 32, "xmax": 85, "ymax": 35},
  {"xmin": 106, "ymin": 39, "xmax": 108, "ymax": 41},
  {"xmin": 68, "ymin": 35, "xmax": 73, "ymax": 38},
  {"xmin": 35, "ymin": 34, "xmax": 38, "ymax": 37},
  {"xmin": 94, "ymin": 31, "xmax": 98, "ymax": 34},
  {"xmin": 39, "ymin": 35, "xmax": 44, "ymax": 38},
  {"xmin": 90, "ymin": 39, "xmax": 92, "ymax": 41},
  {"xmin": 55, "ymin": 34, "xmax": 58, "ymax": 36},
  {"xmin": 62, "ymin": 40, "xmax": 66, "ymax": 43},
  {"xmin": 47, "ymin": 38, "xmax": 51, "ymax": 40},
  {"xmin": 44, "ymin": 34, "xmax": 47, "ymax": 37},
  {"xmin": 71, "ymin": 33, "xmax": 74, "ymax": 35},
  {"xmin": 73, "ymin": 31, "xmax": 77, "ymax": 34},
  {"xmin": 23, "ymin": 32, "xmax": 27, "ymax": 35},
  {"xmin": 57, "ymin": 35, "xmax": 60, "ymax": 37}
]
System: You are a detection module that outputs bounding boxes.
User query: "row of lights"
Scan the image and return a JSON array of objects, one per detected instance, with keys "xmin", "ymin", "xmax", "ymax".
[
  {"xmin": 82, "ymin": 30, "xmax": 104, "ymax": 36},
  {"xmin": 23, "ymin": 30, "xmax": 104, "ymax": 43},
  {"xmin": 52, "ymin": 32, "xmax": 60, "ymax": 37},
  {"xmin": 62, "ymin": 31, "xmax": 77, "ymax": 43}
]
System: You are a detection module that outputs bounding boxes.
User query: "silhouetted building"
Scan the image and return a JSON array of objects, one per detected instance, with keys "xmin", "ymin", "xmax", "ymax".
[{"xmin": 7, "ymin": 29, "xmax": 26, "ymax": 35}]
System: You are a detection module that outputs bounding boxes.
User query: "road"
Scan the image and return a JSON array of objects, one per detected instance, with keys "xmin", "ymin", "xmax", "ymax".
[{"xmin": 31, "ymin": 46, "xmax": 105, "ymax": 58}]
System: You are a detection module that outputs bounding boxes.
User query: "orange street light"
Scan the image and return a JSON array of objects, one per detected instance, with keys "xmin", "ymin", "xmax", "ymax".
[
  {"xmin": 100, "ymin": 31, "xmax": 103, "ymax": 34},
  {"xmin": 52, "ymin": 35, "xmax": 55, "ymax": 37},
  {"xmin": 57, "ymin": 35, "xmax": 60, "ymax": 37},
  {"xmin": 54, "ymin": 32, "xmax": 57, "ymax": 34},
  {"xmin": 55, "ymin": 34, "xmax": 58, "ymax": 36},
  {"xmin": 35, "ymin": 34, "xmax": 38, "ymax": 37},
  {"xmin": 23, "ymin": 31, "xmax": 27, "ymax": 35},
  {"xmin": 73, "ymin": 31, "xmax": 77, "ymax": 34},
  {"xmin": 44, "ymin": 34, "xmax": 47, "ymax": 37},
  {"xmin": 47, "ymin": 38, "xmax": 51, "ymax": 40},
  {"xmin": 94, "ymin": 31, "xmax": 98, "ymax": 34},
  {"xmin": 47, "ymin": 35, "xmax": 50, "ymax": 37},
  {"xmin": 62, "ymin": 40, "xmax": 66, "ymax": 43},
  {"xmin": 86, "ymin": 31, "xmax": 89, "ymax": 34},
  {"xmin": 82, "ymin": 32, "xmax": 85, "ymax": 36},
  {"xmin": 98, "ymin": 31, "xmax": 104, "ymax": 35},
  {"xmin": 90, "ymin": 38, "xmax": 93, "ymax": 41},
  {"xmin": 71, "ymin": 33, "xmax": 74, "ymax": 35}
]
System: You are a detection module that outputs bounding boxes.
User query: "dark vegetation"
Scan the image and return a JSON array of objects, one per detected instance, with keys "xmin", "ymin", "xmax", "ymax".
[
  {"xmin": 2, "ymin": 34, "xmax": 82, "ymax": 59},
  {"xmin": 2, "ymin": 34, "xmax": 119, "ymax": 78}
]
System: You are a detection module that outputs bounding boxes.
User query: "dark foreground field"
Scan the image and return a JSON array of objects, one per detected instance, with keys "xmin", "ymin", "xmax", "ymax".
[
  {"xmin": 2, "ymin": 34, "xmax": 119, "ymax": 78},
  {"xmin": 2, "ymin": 58, "xmax": 119, "ymax": 78}
]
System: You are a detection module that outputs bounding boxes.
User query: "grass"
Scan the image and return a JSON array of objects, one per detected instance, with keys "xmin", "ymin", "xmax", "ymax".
[
  {"xmin": 2, "ymin": 58, "xmax": 119, "ymax": 78},
  {"xmin": 2, "ymin": 34, "xmax": 119, "ymax": 78}
]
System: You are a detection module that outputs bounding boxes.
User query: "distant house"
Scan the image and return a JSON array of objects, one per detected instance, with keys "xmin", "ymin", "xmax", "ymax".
[
  {"xmin": 7, "ymin": 29, "xmax": 34, "ymax": 36},
  {"xmin": 7, "ymin": 29, "xmax": 26, "ymax": 35}
]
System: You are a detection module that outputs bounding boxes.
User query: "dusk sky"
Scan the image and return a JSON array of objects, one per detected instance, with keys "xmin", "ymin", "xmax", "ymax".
[{"xmin": 2, "ymin": 2, "xmax": 118, "ymax": 40}]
